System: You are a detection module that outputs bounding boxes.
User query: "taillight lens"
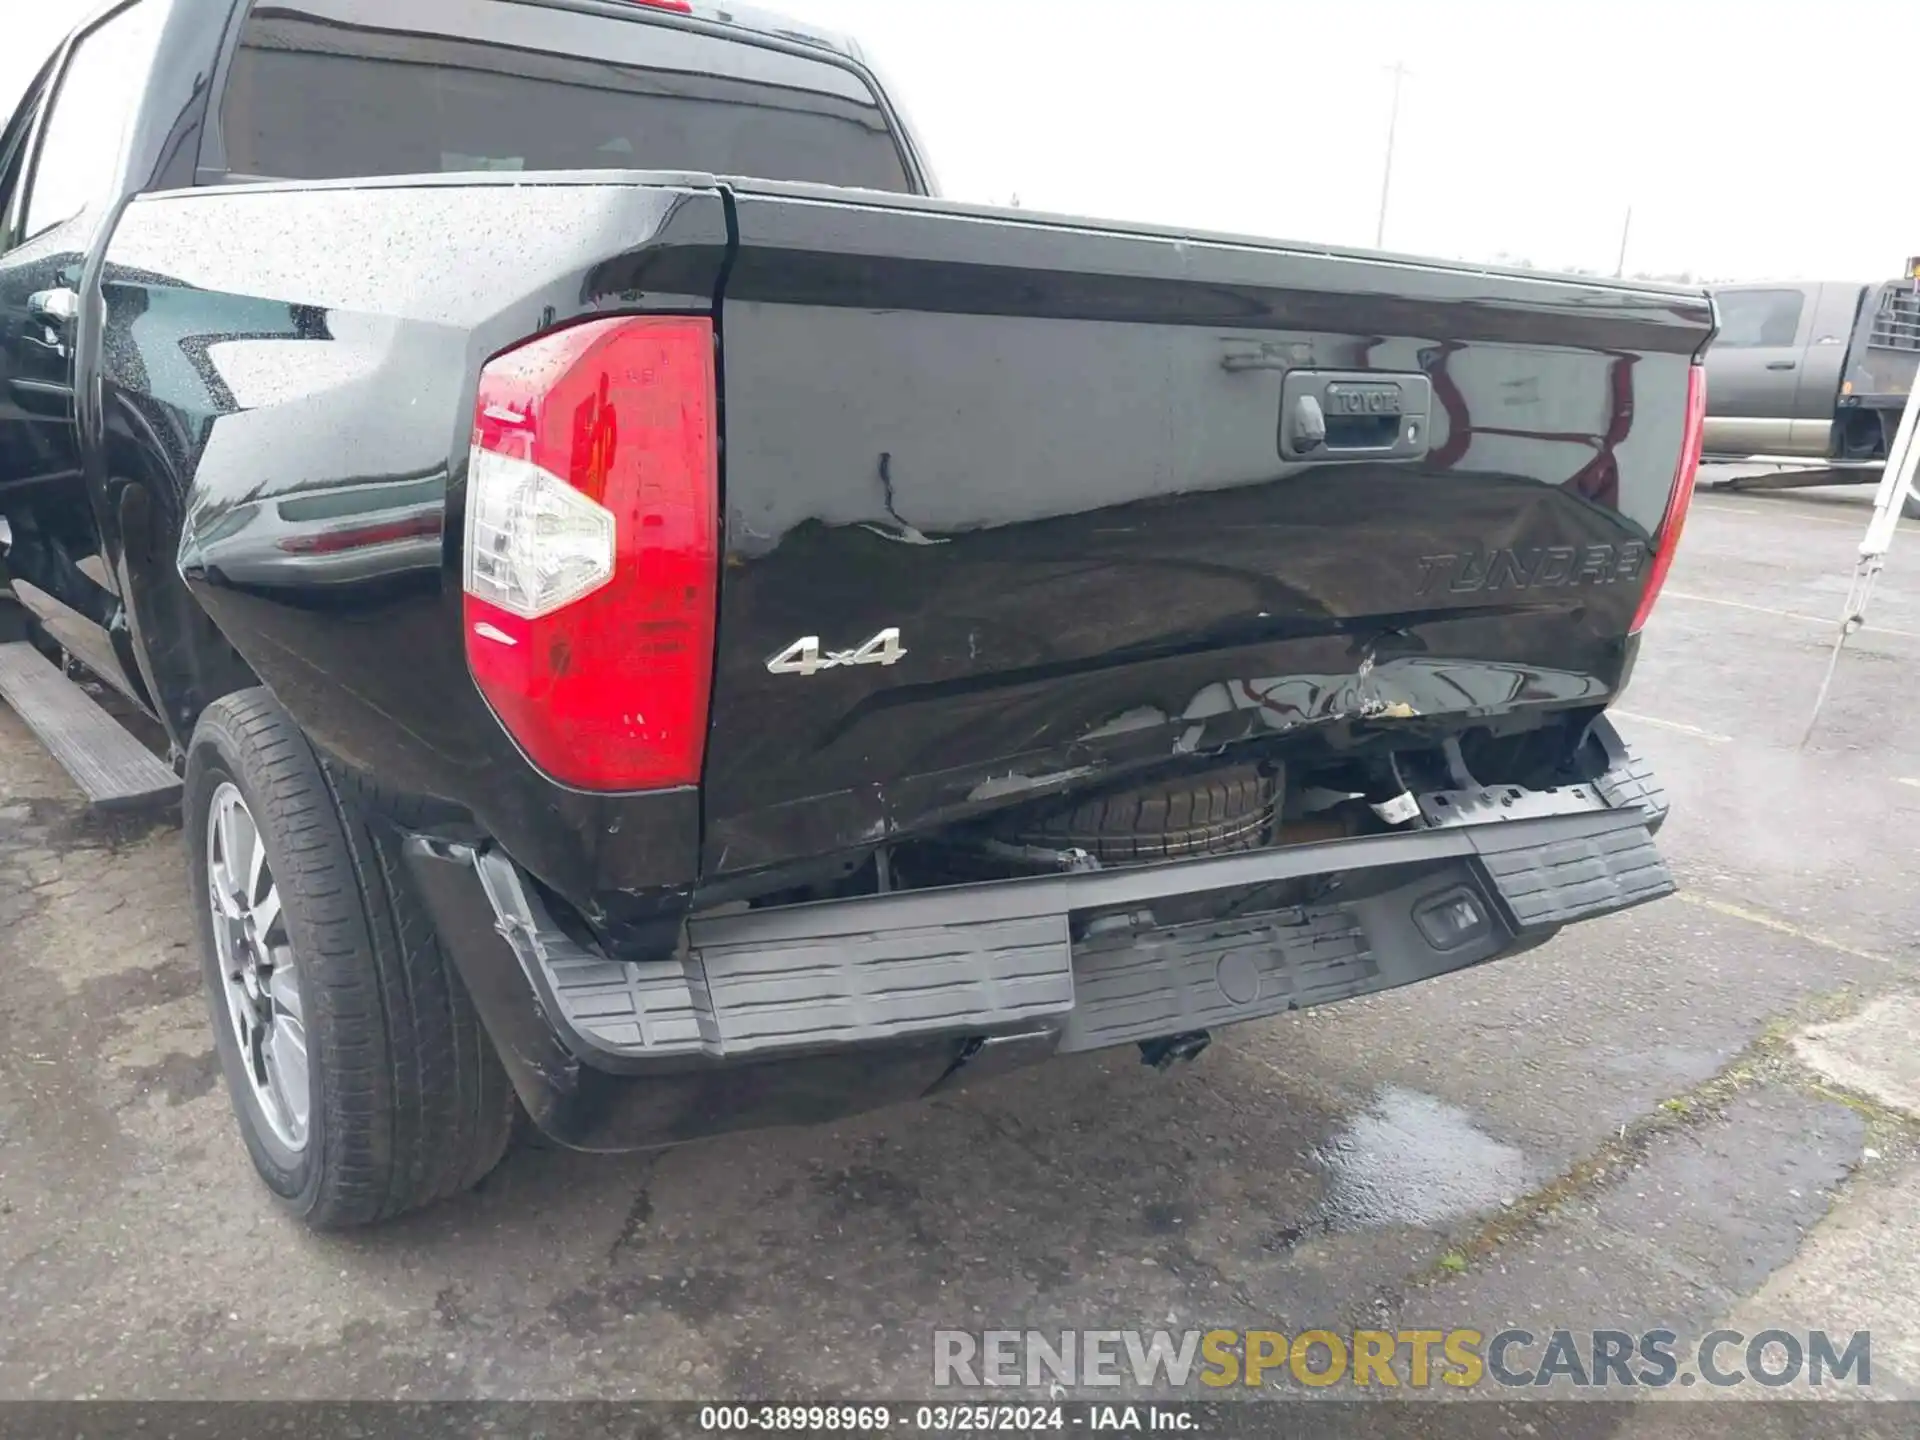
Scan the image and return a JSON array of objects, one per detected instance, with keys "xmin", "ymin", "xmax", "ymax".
[
  {"xmin": 1629, "ymin": 364, "xmax": 1706, "ymax": 635},
  {"xmin": 463, "ymin": 316, "xmax": 718, "ymax": 792}
]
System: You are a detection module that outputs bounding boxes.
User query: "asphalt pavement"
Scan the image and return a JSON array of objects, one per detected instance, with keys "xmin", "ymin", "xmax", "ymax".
[{"xmin": 3, "ymin": 472, "xmax": 1920, "ymax": 1418}]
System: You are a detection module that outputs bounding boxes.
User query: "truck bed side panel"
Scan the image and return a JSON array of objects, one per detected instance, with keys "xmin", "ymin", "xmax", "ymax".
[{"xmin": 98, "ymin": 176, "xmax": 731, "ymax": 913}]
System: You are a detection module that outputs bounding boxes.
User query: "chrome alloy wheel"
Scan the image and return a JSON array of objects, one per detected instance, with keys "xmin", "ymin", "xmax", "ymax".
[{"xmin": 206, "ymin": 781, "xmax": 309, "ymax": 1151}]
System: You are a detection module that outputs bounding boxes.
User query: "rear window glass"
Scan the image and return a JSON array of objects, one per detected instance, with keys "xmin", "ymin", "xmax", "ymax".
[{"xmin": 216, "ymin": 0, "xmax": 914, "ymax": 193}]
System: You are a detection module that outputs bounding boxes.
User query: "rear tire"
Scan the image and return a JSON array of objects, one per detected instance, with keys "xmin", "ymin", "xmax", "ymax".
[{"xmin": 186, "ymin": 689, "xmax": 514, "ymax": 1229}]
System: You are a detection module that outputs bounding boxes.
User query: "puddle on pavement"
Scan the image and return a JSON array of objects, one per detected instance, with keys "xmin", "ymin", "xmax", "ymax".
[{"xmin": 1313, "ymin": 1087, "xmax": 1533, "ymax": 1232}]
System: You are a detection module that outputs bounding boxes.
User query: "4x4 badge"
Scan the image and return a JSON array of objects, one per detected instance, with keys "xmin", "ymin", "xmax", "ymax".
[{"xmin": 767, "ymin": 628, "xmax": 908, "ymax": 677}]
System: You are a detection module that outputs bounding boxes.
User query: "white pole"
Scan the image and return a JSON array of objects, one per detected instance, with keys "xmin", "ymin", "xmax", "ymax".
[
  {"xmin": 1802, "ymin": 374, "xmax": 1920, "ymax": 745},
  {"xmin": 1376, "ymin": 64, "xmax": 1408, "ymax": 250}
]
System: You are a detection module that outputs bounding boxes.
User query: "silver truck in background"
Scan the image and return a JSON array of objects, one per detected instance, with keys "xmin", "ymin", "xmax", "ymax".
[{"xmin": 1703, "ymin": 271, "xmax": 1920, "ymax": 466}]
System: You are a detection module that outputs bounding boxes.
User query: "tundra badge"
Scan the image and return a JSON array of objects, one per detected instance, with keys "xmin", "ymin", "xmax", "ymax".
[
  {"xmin": 1417, "ymin": 543, "xmax": 1650, "ymax": 597},
  {"xmin": 767, "ymin": 628, "xmax": 908, "ymax": 677}
]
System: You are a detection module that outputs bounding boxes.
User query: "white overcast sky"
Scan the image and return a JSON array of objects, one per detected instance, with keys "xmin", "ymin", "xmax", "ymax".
[{"xmin": 6, "ymin": 0, "xmax": 1916, "ymax": 282}]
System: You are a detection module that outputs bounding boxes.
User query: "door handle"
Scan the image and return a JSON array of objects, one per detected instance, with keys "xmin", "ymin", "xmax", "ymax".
[
  {"xmin": 1765, "ymin": 360, "xmax": 1797, "ymax": 371},
  {"xmin": 28, "ymin": 287, "xmax": 79, "ymax": 325},
  {"xmin": 23, "ymin": 287, "xmax": 80, "ymax": 358}
]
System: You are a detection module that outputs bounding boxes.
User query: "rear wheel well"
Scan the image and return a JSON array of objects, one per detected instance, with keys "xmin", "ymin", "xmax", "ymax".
[{"xmin": 1837, "ymin": 406, "xmax": 1891, "ymax": 461}]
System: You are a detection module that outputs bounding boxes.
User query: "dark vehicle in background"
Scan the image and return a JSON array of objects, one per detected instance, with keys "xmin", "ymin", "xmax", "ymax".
[
  {"xmin": 1703, "ymin": 275, "xmax": 1920, "ymax": 464},
  {"xmin": 0, "ymin": 0, "xmax": 1709, "ymax": 1228}
]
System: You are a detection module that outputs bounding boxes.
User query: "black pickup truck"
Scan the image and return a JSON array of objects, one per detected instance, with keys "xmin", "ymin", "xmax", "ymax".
[{"xmin": 0, "ymin": 0, "xmax": 1711, "ymax": 1227}]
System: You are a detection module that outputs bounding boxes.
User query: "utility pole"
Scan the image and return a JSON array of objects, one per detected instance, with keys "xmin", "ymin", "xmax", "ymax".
[
  {"xmin": 1614, "ymin": 205, "xmax": 1633, "ymax": 278},
  {"xmin": 1376, "ymin": 62, "xmax": 1410, "ymax": 249}
]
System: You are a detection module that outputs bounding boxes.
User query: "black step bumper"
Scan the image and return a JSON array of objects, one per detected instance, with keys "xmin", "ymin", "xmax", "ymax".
[{"xmin": 404, "ymin": 740, "xmax": 1672, "ymax": 1152}]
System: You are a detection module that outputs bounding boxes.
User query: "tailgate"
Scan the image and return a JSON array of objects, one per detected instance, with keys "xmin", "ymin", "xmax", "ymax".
[{"xmin": 704, "ymin": 185, "xmax": 1712, "ymax": 877}]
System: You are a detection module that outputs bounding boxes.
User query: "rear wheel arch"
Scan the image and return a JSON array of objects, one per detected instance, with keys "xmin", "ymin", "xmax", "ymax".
[{"xmin": 111, "ymin": 469, "xmax": 260, "ymax": 749}]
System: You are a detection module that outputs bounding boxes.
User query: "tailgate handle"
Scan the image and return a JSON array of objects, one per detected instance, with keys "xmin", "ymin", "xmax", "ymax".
[
  {"xmin": 1280, "ymin": 371, "xmax": 1432, "ymax": 462},
  {"xmin": 1292, "ymin": 394, "xmax": 1328, "ymax": 452}
]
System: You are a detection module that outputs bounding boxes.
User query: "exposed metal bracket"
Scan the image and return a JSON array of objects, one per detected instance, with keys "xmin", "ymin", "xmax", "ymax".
[{"xmin": 1417, "ymin": 781, "xmax": 1608, "ymax": 829}]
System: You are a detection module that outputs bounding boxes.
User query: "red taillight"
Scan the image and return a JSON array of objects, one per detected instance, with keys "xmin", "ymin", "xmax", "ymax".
[
  {"xmin": 463, "ymin": 316, "xmax": 718, "ymax": 792},
  {"xmin": 1629, "ymin": 364, "xmax": 1706, "ymax": 635},
  {"xmin": 628, "ymin": 0, "xmax": 693, "ymax": 10}
]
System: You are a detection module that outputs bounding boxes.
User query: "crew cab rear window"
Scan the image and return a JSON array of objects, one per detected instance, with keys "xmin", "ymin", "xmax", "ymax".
[
  {"xmin": 1713, "ymin": 288, "xmax": 1805, "ymax": 349},
  {"xmin": 213, "ymin": 0, "xmax": 915, "ymax": 193}
]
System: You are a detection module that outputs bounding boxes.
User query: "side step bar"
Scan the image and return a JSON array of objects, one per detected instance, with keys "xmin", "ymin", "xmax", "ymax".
[{"xmin": 0, "ymin": 641, "xmax": 179, "ymax": 808}]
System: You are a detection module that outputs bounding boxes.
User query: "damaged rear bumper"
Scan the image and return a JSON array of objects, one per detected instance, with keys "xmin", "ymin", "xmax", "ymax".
[{"xmin": 404, "ymin": 728, "xmax": 1672, "ymax": 1152}]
